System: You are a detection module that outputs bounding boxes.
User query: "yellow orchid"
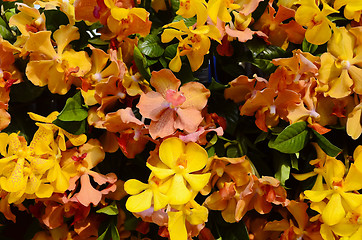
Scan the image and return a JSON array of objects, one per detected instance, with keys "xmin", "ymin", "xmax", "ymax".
[
  {"xmin": 28, "ymin": 111, "xmax": 87, "ymax": 151},
  {"xmin": 303, "ymin": 145, "xmax": 362, "ymax": 226},
  {"xmin": 0, "ymin": 132, "xmax": 55, "ymax": 204},
  {"xmin": 25, "ymin": 25, "xmax": 91, "ymax": 95},
  {"xmin": 177, "ymin": 0, "xmax": 208, "ymax": 26},
  {"xmin": 124, "ymin": 175, "xmax": 170, "ymax": 213},
  {"xmin": 295, "ymin": 0, "xmax": 338, "ymax": 45},
  {"xmin": 161, "ymin": 20, "xmax": 221, "ymax": 72},
  {"xmin": 318, "ymin": 27, "xmax": 362, "ymax": 100},
  {"xmin": 334, "ymin": 0, "xmax": 362, "ymax": 22},
  {"xmin": 207, "ymin": 0, "xmax": 240, "ymax": 24},
  {"xmin": 168, "ymin": 199, "xmax": 208, "ymax": 240},
  {"xmin": 146, "ymin": 137, "xmax": 211, "ymax": 205}
]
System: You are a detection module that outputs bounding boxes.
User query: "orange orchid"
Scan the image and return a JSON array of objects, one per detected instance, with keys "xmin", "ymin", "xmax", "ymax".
[
  {"xmin": 318, "ymin": 27, "xmax": 362, "ymax": 99},
  {"xmin": 101, "ymin": 0, "xmax": 151, "ymax": 41},
  {"xmin": 104, "ymin": 107, "xmax": 149, "ymax": 158},
  {"xmin": 253, "ymin": 0, "xmax": 306, "ymax": 48},
  {"xmin": 25, "ymin": 25, "xmax": 92, "ymax": 95},
  {"xmin": 61, "ymin": 139, "xmax": 118, "ymax": 207},
  {"xmin": 137, "ymin": 69, "xmax": 210, "ymax": 139}
]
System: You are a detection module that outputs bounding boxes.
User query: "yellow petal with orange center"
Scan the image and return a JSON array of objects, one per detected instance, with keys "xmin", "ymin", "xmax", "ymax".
[
  {"xmin": 147, "ymin": 163, "xmax": 175, "ymax": 179},
  {"xmin": 159, "ymin": 137, "xmax": 185, "ymax": 169},
  {"xmin": 62, "ymin": 49, "xmax": 91, "ymax": 77}
]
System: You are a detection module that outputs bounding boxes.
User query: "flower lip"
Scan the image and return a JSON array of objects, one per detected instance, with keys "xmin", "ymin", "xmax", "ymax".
[{"xmin": 165, "ymin": 89, "xmax": 186, "ymax": 108}]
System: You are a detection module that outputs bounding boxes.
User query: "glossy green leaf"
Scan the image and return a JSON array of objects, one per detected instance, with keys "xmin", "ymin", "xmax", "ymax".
[
  {"xmin": 88, "ymin": 37, "xmax": 109, "ymax": 46},
  {"xmin": 9, "ymin": 80, "xmax": 45, "ymax": 103},
  {"xmin": 138, "ymin": 34, "xmax": 164, "ymax": 58},
  {"xmin": 172, "ymin": 15, "xmax": 197, "ymax": 27},
  {"xmin": 302, "ymin": 39, "xmax": 318, "ymax": 54},
  {"xmin": 133, "ymin": 46, "xmax": 151, "ymax": 80},
  {"xmin": 273, "ymin": 151, "xmax": 290, "ymax": 185},
  {"xmin": 110, "ymin": 222, "xmax": 120, "ymax": 240},
  {"xmin": 44, "ymin": 10, "xmax": 69, "ymax": 32},
  {"xmin": 57, "ymin": 92, "xmax": 88, "ymax": 121},
  {"xmin": 312, "ymin": 130, "xmax": 342, "ymax": 157},
  {"xmin": 0, "ymin": 17, "xmax": 12, "ymax": 41},
  {"xmin": 269, "ymin": 121, "xmax": 309, "ymax": 154},
  {"xmin": 209, "ymin": 78, "xmax": 229, "ymax": 91},
  {"xmin": 52, "ymin": 118, "xmax": 87, "ymax": 135},
  {"xmin": 96, "ymin": 202, "xmax": 119, "ymax": 215}
]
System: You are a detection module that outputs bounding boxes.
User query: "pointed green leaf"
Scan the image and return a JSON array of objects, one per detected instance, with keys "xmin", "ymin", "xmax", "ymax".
[
  {"xmin": 268, "ymin": 121, "xmax": 309, "ymax": 154},
  {"xmin": 57, "ymin": 92, "xmax": 88, "ymax": 121},
  {"xmin": 273, "ymin": 151, "xmax": 291, "ymax": 186},
  {"xmin": 133, "ymin": 46, "xmax": 151, "ymax": 80},
  {"xmin": 138, "ymin": 34, "xmax": 164, "ymax": 58},
  {"xmin": 96, "ymin": 201, "xmax": 119, "ymax": 215},
  {"xmin": 312, "ymin": 130, "xmax": 342, "ymax": 157}
]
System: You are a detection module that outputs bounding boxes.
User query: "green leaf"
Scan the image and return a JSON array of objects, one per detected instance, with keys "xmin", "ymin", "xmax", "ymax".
[
  {"xmin": 291, "ymin": 154, "xmax": 299, "ymax": 170},
  {"xmin": 133, "ymin": 46, "xmax": 151, "ymax": 81},
  {"xmin": 209, "ymin": 78, "xmax": 229, "ymax": 91},
  {"xmin": 172, "ymin": 15, "xmax": 197, "ymax": 27},
  {"xmin": 254, "ymin": 131, "xmax": 268, "ymax": 144},
  {"xmin": 245, "ymin": 38, "xmax": 266, "ymax": 57},
  {"xmin": 57, "ymin": 92, "xmax": 88, "ymax": 122},
  {"xmin": 312, "ymin": 130, "xmax": 342, "ymax": 157},
  {"xmin": 269, "ymin": 122, "xmax": 309, "ymax": 154},
  {"xmin": 207, "ymin": 146, "xmax": 215, "ymax": 157},
  {"xmin": 0, "ymin": 17, "xmax": 12, "ymax": 41},
  {"xmin": 258, "ymin": 45, "xmax": 288, "ymax": 60},
  {"xmin": 9, "ymin": 80, "xmax": 45, "ymax": 103},
  {"xmin": 97, "ymin": 225, "xmax": 111, "ymax": 240},
  {"xmin": 273, "ymin": 151, "xmax": 291, "ymax": 185},
  {"xmin": 96, "ymin": 202, "xmax": 119, "ymax": 215},
  {"xmin": 110, "ymin": 222, "xmax": 120, "ymax": 240},
  {"xmin": 52, "ymin": 118, "xmax": 87, "ymax": 135},
  {"xmin": 171, "ymin": 0, "xmax": 180, "ymax": 13},
  {"xmin": 88, "ymin": 37, "xmax": 109, "ymax": 46},
  {"xmin": 138, "ymin": 34, "xmax": 164, "ymax": 58},
  {"xmin": 226, "ymin": 145, "xmax": 239, "ymax": 158},
  {"xmin": 44, "ymin": 10, "xmax": 69, "ymax": 32},
  {"xmin": 164, "ymin": 43, "xmax": 178, "ymax": 60},
  {"xmin": 302, "ymin": 39, "xmax": 318, "ymax": 54},
  {"xmin": 251, "ymin": 58, "xmax": 277, "ymax": 74}
]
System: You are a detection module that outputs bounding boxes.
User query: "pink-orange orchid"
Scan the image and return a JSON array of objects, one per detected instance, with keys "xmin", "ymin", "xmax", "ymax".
[{"xmin": 137, "ymin": 69, "xmax": 210, "ymax": 139}]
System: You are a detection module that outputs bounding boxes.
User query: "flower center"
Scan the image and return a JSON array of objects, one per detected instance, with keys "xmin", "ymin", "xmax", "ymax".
[{"xmin": 165, "ymin": 89, "xmax": 186, "ymax": 108}]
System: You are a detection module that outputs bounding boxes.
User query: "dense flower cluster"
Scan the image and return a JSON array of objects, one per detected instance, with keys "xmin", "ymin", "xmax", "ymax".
[{"xmin": 0, "ymin": 0, "xmax": 362, "ymax": 239}]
